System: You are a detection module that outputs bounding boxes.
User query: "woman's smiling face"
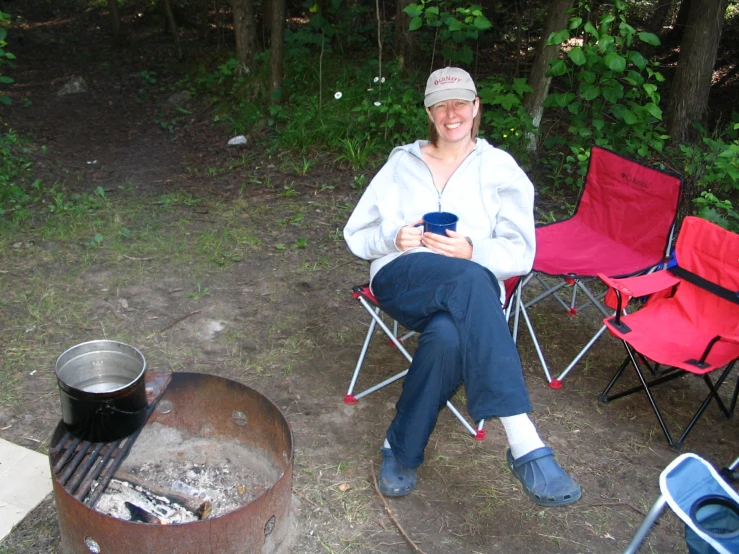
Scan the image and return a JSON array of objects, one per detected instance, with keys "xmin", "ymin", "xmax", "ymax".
[{"xmin": 427, "ymin": 98, "xmax": 479, "ymax": 145}]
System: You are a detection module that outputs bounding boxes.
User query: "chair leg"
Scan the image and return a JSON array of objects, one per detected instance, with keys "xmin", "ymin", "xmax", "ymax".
[
  {"xmin": 517, "ymin": 287, "xmax": 553, "ymax": 383},
  {"xmin": 675, "ymin": 362, "xmax": 737, "ymax": 445},
  {"xmin": 552, "ymin": 324, "xmax": 609, "ymax": 386},
  {"xmin": 600, "ymin": 348, "xmax": 738, "ymax": 449},
  {"xmin": 345, "ymin": 310, "xmax": 379, "ymax": 404},
  {"xmin": 602, "ymin": 345, "xmax": 680, "ymax": 447},
  {"xmin": 623, "ymin": 495, "xmax": 668, "ymax": 554}
]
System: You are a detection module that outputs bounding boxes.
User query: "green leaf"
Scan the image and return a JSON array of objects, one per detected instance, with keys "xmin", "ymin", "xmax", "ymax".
[
  {"xmin": 511, "ymin": 78, "xmax": 532, "ymax": 96},
  {"xmin": 0, "ymin": 95, "xmax": 10, "ymax": 105},
  {"xmin": 544, "ymin": 92, "xmax": 576, "ymax": 108},
  {"xmin": 626, "ymin": 70, "xmax": 645, "ymax": 86},
  {"xmin": 403, "ymin": 4, "xmax": 423, "ymax": 18},
  {"xmin": 645, "ymin": 102, "xmax": 663, "ymax": 120},
  {"xmin": 0, "ymin": 75, "xmax": 13, "ymax": 84},
  {"xmin": 580, "ymin": 83, "xmax": 601, "ymax": 101},
  {"xmin": 567, "ymin": 47, "xmax": 586, "ymax": 66},
  {"xmin": 568, "ymin": 17, "xmax": 583, "ymax": 30},
  {"xmin": 592, "ymin": 119, "xmax": 605, "ymax": 131},
  {"xmin": 547, "ymin": 59, "xmax": 568, "ymax": 77},
  {"xmin": 409, "ymin": 17, "xmax": 423, "ymax": 31},
  {"xmin": 604, "ymin": 52, "xmax": 626, "ymax": 72},
  {"xmin": 0, "ymin": 29, "xmax": 6, "ymax": 41},
  {"xmin": 598, "ymin": 35, "xmax": 615, "ymax": 53},
  {"xmin": 473, "ymin": 16, "xmax": 492, "ymax": 30},
  {"xmin": 499, "ymin": 93, "xmax": 521, "ymax": 110},
  {"xmin": 547, "ymin": 29, "xmax": 570, "ymax": 45},
  {"xmin": 627, "ymin": 51, "xmax": 648, "ymax": 70},
  {"xmin": 599, "ymin": 14, "xmax": 616, "ymax": 27},
  {"xmin": 447, "ymin": 17, "xmax": 463, "ymax": 32},
  {"xmin": 637, "ymin": 31, "xmax": 660, "ymax": 46},
  {"xmin": 584, "ymin": 22, "xmax": 599, "ymax": 39},
  {"xmin": 577, "ymin": 70, "xmax": 596, "ymax": 85},
  {"xmin": 602, "ymin": 84, "xmax": 624, "ymax": 103}
]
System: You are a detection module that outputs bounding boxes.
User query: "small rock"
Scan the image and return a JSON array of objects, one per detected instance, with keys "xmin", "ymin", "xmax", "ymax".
[
  {"xmin": 167, "ymin": 90, "xmax": 192, "ymax": 106},
  {"xmin": 57, "ymin": 76, "xmax": 88, "ymax": 96},
  {"xmin": 228, "ymin": 135, "xmax": 247, "ymax": 146},
  {"xmin": 120, "ymin": 299, "xmax": 129, "ymax": 309}
]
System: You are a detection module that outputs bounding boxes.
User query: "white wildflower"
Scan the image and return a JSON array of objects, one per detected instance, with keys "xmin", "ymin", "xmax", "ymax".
[
  {"xmin": 334, "ymin": 91, "xmax": 343, "ymax": 100},
  {"xmin": 373, "ymin": 77, "xmax": 380, "ymax": 83},
  {"xmin": 381, "ymin": 77, "xmax": 386, "ymax": 83},
  {"xmin": 374, "ymin": 101, "xmax": 381, "ymax": 106}
]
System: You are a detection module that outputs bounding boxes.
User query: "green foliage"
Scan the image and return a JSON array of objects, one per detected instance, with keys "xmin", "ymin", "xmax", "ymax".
[
  {"xmin": 0, "ymin": 131, "xmax": 36, "ymax": 219},
  {"xmin": 477, "ymin": 76, "xmax": 535, "ymax": 162},
  {"xmin": 677, "ymin": 122, "xmax": 739, "ymax": 232},
  {"xmin": 541, "ymin": 0, "xmax": 667, "ymax": 187},
  {"xmin": 267, "ymin": 59, "xmax": 425, "ymax": 162},
  {"xmin": 0, "ymin": 10, "xmax": 16, "ymax": 106},
  {"xmin": 290, "ymin": 0, "xmax": 372, "ymax": 55},
  {"xmin": 404, "ymin": 0, "xmax": 491, "ymax": 64}
]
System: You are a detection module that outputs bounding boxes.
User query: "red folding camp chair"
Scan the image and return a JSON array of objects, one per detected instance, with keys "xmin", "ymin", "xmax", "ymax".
[
  {"xmin": 517, "ymin": 146, "xmax": 682, "ymax": 387},
  {"xmin": 345, "ymin": 277, "xmax": 522, "ymax": 440},
  {"xmin": 598, "ymin": 216, "xmax": 739, "ymax": 448}
]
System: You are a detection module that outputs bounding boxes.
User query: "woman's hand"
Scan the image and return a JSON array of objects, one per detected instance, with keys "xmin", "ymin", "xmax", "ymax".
[
  {"xmin": 395, "ymin": 220, "xmax": 424, "ymax": 251},
  {"xmin": 422, "ymin": 229, "xmax": 473, "ymax": 259}
]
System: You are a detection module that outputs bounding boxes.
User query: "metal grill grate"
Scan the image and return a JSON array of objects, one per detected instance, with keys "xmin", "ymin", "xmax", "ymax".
[{"xmin": 49, "ymin": 373, "xmax": 171, "ymax": 508}]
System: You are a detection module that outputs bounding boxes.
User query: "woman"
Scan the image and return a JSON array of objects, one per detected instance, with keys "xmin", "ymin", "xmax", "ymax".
[{"xmin": 343, "ymin": 67, "xmax": 581, "ymax": 507}]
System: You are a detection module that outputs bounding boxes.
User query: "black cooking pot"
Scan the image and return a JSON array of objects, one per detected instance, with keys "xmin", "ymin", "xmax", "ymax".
[{"xmin": 55, "ymin": 340, "xmax": 148, "ymax": 443}]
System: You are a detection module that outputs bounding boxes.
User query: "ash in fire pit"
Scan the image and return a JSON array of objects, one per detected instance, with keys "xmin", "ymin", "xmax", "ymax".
[{"xmin": 95, "ymin": 422, "xmax": 281, "ymax": 521}]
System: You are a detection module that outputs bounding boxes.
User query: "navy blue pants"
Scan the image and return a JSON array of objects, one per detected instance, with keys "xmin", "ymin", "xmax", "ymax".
[{"xmin": 372, "ymin": 253, "xmax": 532, "ymax": 468}]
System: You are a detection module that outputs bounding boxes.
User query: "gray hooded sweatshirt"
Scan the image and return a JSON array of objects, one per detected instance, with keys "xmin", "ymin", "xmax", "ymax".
[{"xmin": 343, "ymin": 138, "xmax": 536, "ymax": 303}]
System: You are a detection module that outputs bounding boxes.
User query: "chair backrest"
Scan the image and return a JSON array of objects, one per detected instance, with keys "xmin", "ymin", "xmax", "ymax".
[
  {"xmin": 575, "ymin": 146, "xmax": 682, "ymax": 259},
  {"xmin": 664, "ymin": 216, "xmax": 739, "ymax": 335}
]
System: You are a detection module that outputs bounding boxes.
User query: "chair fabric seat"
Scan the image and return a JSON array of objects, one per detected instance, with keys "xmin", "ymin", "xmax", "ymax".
[
  {"xmin": 535, "ymin": 219, "xmax": 664, "ymax": 277},
  {"xmin": 604, "ymin": 299, "xmax": 739, "ymax": 374}
]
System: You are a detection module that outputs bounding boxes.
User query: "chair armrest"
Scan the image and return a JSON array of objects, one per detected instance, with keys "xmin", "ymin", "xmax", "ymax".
[{"xmin": 598, "ymin": 271, "xmax": 681, "ymax": 299}]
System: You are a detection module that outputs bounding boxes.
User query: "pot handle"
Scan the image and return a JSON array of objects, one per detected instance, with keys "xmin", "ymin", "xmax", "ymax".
[{"xmin": 96, "ymin": 403, "xmax": 149, "ymax": 416}]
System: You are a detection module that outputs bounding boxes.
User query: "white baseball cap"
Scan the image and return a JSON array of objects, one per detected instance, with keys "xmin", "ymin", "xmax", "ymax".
[{"xmin": 424, "ymin": 67, "xmax": 477, "ymax": 107}]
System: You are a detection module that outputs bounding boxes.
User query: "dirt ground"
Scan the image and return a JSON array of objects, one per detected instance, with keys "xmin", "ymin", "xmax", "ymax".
[{"xmin": 1, "ymin": 3, "xmax": 737, "ymax": 554}]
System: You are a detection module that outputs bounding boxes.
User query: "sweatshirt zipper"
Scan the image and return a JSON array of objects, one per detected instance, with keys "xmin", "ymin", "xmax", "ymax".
[{"xmin": 410, "ymin": 145, "xmax": 477, "ymax": 212}]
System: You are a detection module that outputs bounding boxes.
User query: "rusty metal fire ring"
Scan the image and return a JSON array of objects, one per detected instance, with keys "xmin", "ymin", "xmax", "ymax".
[{"xmin": 50, "ymin": 372, "xmax": 295, "ymax": 554}]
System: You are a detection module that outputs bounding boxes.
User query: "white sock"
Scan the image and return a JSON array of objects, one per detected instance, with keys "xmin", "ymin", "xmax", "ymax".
[
  {"xmin": 500, "ymin": 414, "xmax": 545, "ymax": 459},
  {"xmin": 383, "ymin": 438, "xmax": 391, "ymax": 450}
]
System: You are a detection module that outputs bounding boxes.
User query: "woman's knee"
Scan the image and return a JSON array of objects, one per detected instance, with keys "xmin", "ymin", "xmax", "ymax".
[{"xmin": 417, "ymin": 312, "xmax": 460, "ymax": 353}]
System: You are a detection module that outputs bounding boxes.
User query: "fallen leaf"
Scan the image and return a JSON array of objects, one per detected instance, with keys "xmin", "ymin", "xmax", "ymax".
[{"xmin": 338, "ymin": 482, "xmax": 351, "ymax": 492}]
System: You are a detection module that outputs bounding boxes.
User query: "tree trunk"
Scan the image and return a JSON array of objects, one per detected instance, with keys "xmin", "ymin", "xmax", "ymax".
[
  {"xmin": 269, "ymin": 0, "xmax": 285, "ymax": 99},
  {"xmin": 107, "ymin": 0, "xmax": 121, "ymax": 43},
  {"xmin": 522, "ymin": 0, "xmax": 574, "ymax": 153},
  {"xmin": 232, "ymin": 0, "xmax": 256, "ymax": 73},
  {"xmin": 198, "ymin": 0, "xmax": 209, "ymax": 41},
  {"xmin": 161, "ymin": 0, "xmax": 182, "ymax": 58},
  {"xmin": 666, "ymin": 0, "xmax": 692, "ymax": 43},
  {"xmin": 394, "ymin": 0, "xmax": 415, "ymax": 73},
  {"xmin": 665, "ymin": 0, "xmax": 729, "ymax": 143}
]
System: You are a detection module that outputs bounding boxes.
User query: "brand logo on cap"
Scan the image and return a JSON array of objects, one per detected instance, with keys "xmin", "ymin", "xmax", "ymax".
[{"xmin": 435, "ymin": 76, "xmax": 462, "ymax": 86}]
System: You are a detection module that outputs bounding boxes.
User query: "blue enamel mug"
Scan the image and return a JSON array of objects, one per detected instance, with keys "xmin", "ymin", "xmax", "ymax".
[{"xmin": 421, "ymin": 211, "xmax": 458, "ymax": 235}]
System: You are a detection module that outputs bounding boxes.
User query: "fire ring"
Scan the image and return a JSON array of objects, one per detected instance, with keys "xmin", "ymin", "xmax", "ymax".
[{"xmin": 50, "ymin": 372, "xmax": 295, "ymax": 554}]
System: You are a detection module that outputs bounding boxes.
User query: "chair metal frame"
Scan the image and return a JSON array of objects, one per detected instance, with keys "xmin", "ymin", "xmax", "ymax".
[{"xmin": 345, "ymin": 280, "xmax": 522, "ymax": 440}]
